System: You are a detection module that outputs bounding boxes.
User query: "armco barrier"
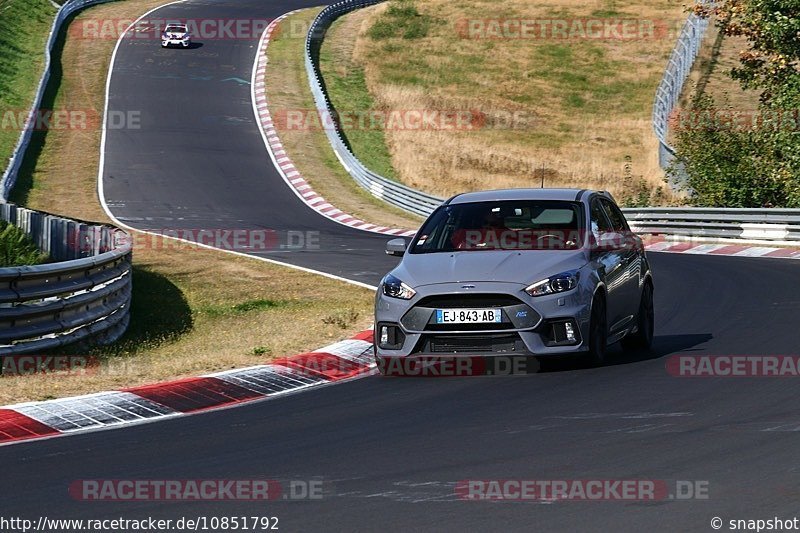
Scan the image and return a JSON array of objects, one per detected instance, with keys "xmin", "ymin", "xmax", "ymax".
[
  {"xmin": 305, "ymin": 0, "xmax": 443, "ymax": 217},
  {"xmin": 0, "ymin": 204, "xmax": 132, "ymax": 355},
  {"xmin": 0, "ymin": 0, "xmax": 118, "ymax": 200},
  {"xmin": 624, "ymin": 208, "xmax": 800, "ymax": 242}
]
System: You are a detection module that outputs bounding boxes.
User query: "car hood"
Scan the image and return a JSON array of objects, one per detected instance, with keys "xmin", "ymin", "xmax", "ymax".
[{"xmin": 391, "ymin": 250, "xmax": 588, "ymax": 288}]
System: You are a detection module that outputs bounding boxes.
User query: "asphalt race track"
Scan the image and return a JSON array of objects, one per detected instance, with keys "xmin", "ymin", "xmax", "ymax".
[
  {"xmin": 2, "ymin": 0, "xmax": 800, "ymax": 531},
  {"xmin": 101, "ymin": 0, "xmax": 399, "ymax": 285}
]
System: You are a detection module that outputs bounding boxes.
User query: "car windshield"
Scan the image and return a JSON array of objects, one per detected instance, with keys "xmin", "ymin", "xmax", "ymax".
[
  {"xmin": 410, "ymin": 200, "xmax": 585, "ymax": 254},
  {"xmin": 165, "ymin": 26, "xmax": 186, "ymax": 33}
]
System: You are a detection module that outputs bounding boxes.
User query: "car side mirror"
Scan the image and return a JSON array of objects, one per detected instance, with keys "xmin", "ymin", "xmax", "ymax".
[
  {"xmin": 593, "ymin": 232, "xmax": 624, "ymax": 251},
  {"xmin": 385, "ymin": 238, "xmax": 408, "ymax": 257}
]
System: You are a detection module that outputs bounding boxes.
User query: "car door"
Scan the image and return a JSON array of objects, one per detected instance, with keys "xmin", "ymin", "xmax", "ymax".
[
  {"xmin": 589, "ymin": 198, "xmax": 627, "ymax": 332},
  {"xmin": 600, "ymin": 198, "xmax": 641, "ymax": 329}
]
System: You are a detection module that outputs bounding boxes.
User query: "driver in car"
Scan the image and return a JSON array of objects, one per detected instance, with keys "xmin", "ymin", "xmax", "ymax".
[{"xmin": 451, "ymin": 210, "xmax": 517, "ymax": 250}]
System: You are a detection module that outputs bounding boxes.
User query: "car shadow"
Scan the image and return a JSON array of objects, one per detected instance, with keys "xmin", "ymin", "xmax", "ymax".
[
  {"xmin": 374, "ymin": 334, "xmax": 714, "ymax": 378},
  {"xmin": 536, "ymin": 333, "xmax": 714, "ymax": 373},
  {"xmin": 186, "ymin": 42, "xmax": 203, "ymax": 49}
]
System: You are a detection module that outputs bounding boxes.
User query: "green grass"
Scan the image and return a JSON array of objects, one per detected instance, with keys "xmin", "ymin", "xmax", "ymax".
[
  {"xmin": 319, "ymin": 17, "xmax": 398, "ymax": 180},
  {"xmin": 529, "ymin": 43, "xmax": 645, "ymax": 115},
  {"xmin": 0, "ymin": 0, "xmax": 58, "ymax": 177},
  {"xmin": 199, "ymin": 298, "xmax": 292, "ymax": 318},
  {"xmin": 0, "ymin": 220, "xmax": 49, "ymax": 266},
  {"xmin": 367, "ymin": 0, "xmax": 440, "ymax": 40}
]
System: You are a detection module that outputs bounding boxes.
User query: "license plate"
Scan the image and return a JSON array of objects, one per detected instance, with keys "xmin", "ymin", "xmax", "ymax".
[{"xmin": 435, "ymin": 308, "xmax": 502, "ymax": 324}]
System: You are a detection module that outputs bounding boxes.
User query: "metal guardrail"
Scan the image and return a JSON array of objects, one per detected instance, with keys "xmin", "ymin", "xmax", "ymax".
[
  {"xmin": 0, "ymin": 204, "xmax": 132, "ymax": 355},
  {"xmin": 652, "ymin": 4, "xmax": 712, "ymax": 173},
  {"xmin": 0, "ymin": 0, "xmax": 117, "ymax": 200},
  {"xmin": 303, "ymin": 1, "xmax": 800, "ymax": 245},
  {"xmin": 0, "ymin": 0, "xmax": 134, "ymax": 355},
  {"xmin": 624, "ymin": 208, "xmax": 800, "ymax": 242},
  {"xmin": 305, "ymin": 0, "xmax": 443, "ymax": 218}
]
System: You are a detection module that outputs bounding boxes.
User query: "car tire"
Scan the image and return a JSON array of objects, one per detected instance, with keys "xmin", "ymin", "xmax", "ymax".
[
  {"xmin": 586, "ymin": 294, "xmax": 608, "ymax": 365},
  {"xmin": 621, "ymin": 281, "xmax": 654, "ymax": 351}
]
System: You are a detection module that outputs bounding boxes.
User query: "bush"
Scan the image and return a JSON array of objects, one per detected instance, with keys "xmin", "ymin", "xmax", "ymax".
[
  {"xmin": 674, "ymin": 1, "xmax": 800, "ymax": 207},
  {"xmin": 0, "ymin": 221, "xmax": 49, "ymax": 267},
  {"xmin": 671, "ymin": 94, "xmax": 800, "ymax": 207}
]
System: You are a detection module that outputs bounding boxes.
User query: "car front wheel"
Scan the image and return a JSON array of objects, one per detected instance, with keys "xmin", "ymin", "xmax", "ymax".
[{"xmin": 586, "ymin": 295, "xmax": 607, "ymax": 365}]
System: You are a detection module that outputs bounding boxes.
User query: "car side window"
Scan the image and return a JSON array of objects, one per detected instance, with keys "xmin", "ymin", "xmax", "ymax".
[
  {"xmin": 600, "ymin": 199, "xmax": 630, "ymax": 233},
  {"xmin": 590, "ymin": 200, "xmax": 613, "ymax": 240}
]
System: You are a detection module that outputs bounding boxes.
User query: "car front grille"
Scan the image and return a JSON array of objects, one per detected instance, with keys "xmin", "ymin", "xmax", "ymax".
[
  {"xmin": 415, "ymin": 294, "xmax": 524, "ymax": 309},
  {"xmin": 424, "ymin": 322, "xmax": 516, "ymax": 332},
  {"xmin": 419, "ymin": 333, "xmax": 524, "ymax": 354}
]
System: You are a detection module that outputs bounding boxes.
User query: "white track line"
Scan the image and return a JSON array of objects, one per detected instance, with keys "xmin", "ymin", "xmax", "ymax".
[{"xmin": 96, "ymin": 5, "xmax": 376, "ymax": 290}]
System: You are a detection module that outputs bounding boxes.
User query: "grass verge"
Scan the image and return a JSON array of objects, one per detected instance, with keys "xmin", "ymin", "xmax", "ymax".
[
  {"xmin": 323, "ymin": 0, "xmax": 690, "ymax": 204},
  {"xmin": 0, "ymin": 0, "xmax": 57, "ymax": 176},
  {"xmin": 0, "ymin": 0, "xmax": 376, "ymax": 404},
  {"xmin": 264, "ymin": 8, "xmax": 423, "ymax": 230},
  {"xmin": 320, "ymin": 13, "xmax": 397, "ymax": 180}
]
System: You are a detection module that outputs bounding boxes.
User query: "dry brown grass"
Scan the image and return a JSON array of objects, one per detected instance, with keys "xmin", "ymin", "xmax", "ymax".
[
  {"xmin": 676, "ymin": 19, "xmax": 761, "ymax": 123},
  {"xmin": 329, "ymin": 0, "xmax": 691, "ymax": 203},
  {"xmin": 1, "ymin": 0, "xmax": 375, "ymax": 404},
  {"xmin": 264, "ymin": 8, "xmax": 423, "ymax": 230},
  {"xmin": 0, "ymin": 243, "xmax": 374, "ymax": 404}
]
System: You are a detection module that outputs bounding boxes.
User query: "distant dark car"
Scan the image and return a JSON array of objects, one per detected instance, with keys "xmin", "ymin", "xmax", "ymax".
[{"xmin": 374, "ymin": 188, "xmax": 654, "ymax": 368}]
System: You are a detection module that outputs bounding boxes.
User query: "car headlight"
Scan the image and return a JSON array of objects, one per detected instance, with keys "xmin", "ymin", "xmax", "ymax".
[
  {"xmin": 382, "ymin": 274, "xmax": 416, "ymax": 300},
  {"xmin": 524, "ymin": 271, "xmax": 579, "ymax": 297}
]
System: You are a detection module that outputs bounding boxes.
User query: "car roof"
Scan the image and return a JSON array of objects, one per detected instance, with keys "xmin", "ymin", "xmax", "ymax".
[
  {"xmin": 165, "ymin": 23, "xmax": 187, "ymax": 28},
  {"xmin": 447, "ymin": 188, "xmax": 612, "ymax": 205}
]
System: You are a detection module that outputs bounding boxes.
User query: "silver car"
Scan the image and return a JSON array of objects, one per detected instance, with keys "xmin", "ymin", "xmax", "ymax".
[{"xmin": 374, "ymin": 188, "xmax": 654, "ymax": 370}]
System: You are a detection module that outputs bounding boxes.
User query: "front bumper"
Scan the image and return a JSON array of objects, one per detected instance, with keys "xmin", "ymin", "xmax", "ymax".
[
  {"xmin": 162, "ymin": 37, "xmax": 191, "ymax": 47},
  {"xmin": 374, "ymin": 281, "xmax": 593, "ymax": 358}
]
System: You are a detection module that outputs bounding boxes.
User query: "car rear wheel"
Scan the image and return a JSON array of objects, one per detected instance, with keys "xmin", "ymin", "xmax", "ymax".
[
  {"xmin": 622, "ymin": 282, "xmax": 654, "ymax": 351},
  {"xmin": 586, "ymin": 295, "xmax": 607, "ymax": 365}
]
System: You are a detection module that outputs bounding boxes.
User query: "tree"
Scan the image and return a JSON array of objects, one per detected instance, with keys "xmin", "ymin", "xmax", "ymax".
[{"xmin": 672, "ymin": 1, "xmax": 800, "ymax": 207}]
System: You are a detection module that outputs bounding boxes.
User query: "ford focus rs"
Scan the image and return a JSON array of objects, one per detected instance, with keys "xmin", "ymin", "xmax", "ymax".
[{"xmin": 374, "ymin": 188, "xmax": 654, "ymax": 369}]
